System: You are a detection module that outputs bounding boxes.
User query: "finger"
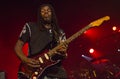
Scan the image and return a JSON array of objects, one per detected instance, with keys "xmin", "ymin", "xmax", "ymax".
[
  {"xmin": 28, "ymin": 63, "xmax": 40, "ymax": 68},
  {"xmin": 62, "ymin": 42, "xmax": 68, "ymax": 47},
  {"xmin": 30, "ymin": 59, "xmax": 40, "ymax": 65},
  {"xmin": 32, "ymin": 59, "xmax": 40, "ymax": 63},
  {"xmin": 64, "ymin": 44, "xmax": 68, "ymax": 48},
  {"xmin": 28, "ymin": 59, "xmax": 40, "ymax": 67}
]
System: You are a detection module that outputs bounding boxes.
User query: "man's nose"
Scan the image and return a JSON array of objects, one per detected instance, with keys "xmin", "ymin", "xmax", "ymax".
[{"xmin": 44, "ymin": 10, "xmax": 49, "ymax": 13}]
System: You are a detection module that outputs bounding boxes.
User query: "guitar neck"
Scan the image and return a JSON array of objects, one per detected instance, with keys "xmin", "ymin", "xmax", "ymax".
[
  {"xmin": 66, "ymin": 25, "xmax": 91, "ymax": 44},
  {"xmin": 47, "ymin": 25, "xmax": 91, "ymax": 56},
  {"xmin": 47, "ymin": 16, "xmax": 110, "ymax": 57}
]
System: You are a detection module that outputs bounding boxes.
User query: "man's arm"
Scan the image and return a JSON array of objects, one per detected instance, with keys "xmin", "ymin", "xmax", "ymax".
[
  {"xmin": 14, "ymin": 39, "xmax": 40, "ymax": 67},
  {"xmin": 14, "ymin": 39, "xmax": 28, "ymax": 62}
]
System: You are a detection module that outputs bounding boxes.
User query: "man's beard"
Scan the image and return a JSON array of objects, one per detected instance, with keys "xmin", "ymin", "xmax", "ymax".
[{"xmin": 42, "ymin": 17, "xmax": 52, "ymax": 24}]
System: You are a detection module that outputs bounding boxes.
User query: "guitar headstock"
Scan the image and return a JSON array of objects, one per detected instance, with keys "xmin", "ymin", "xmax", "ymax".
[{"xmin": 89, "ymin": 16, "xmax": 110, "ymax": 27}]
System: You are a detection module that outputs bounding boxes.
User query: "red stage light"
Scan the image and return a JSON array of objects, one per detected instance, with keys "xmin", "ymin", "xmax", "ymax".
[
  {"xmin": 89, "ymin": 48, "xmax": 94, "ymax": 53},
  {"xmin": 112, "ymin": 26, "xmax": 117, "ymax": 31}
]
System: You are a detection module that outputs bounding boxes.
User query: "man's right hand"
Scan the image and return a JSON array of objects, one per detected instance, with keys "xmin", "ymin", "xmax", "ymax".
[
  {"xmin": 14, "ymin": 40, "xmax": 41, "ymax": 68},
  {"xmin": 22, "ymin": 58, "xmax": 40, "ymax": 68}
]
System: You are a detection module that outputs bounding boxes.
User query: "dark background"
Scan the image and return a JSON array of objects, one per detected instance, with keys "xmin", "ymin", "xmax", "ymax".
[{"xmin": 0, "ymin": 0, "xmax": 120, "ymax": 79}]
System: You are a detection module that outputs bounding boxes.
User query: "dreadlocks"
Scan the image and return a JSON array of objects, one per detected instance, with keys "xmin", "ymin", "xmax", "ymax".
[{"xmin": 37, "ymin": 4, "xmax": 61, "ymax": 41}]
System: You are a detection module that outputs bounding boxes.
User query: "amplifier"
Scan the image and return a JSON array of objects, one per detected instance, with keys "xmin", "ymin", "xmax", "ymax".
[{"xmin": 0, "ymin": 71, "xmax": 5, "ymax": 79}]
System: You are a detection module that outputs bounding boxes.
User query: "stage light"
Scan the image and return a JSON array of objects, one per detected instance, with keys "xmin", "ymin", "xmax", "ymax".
[
  {"xmin": 119, "ymin": 30, "xmax": 120, "ymax": 32},
  {"xmin": 118, "ymin": 49, "xmax": 120, "ymax": 52},
  {"xmin": 81, "ymin": 54, "xmax": 85, "ymax": 57},
  {"xmin": 112, "ymin": 26, "xmax": 117, "ymax": 31},
  {"xmin": 89, "ymin": 48, "xmax": 94, "ymax": 53},
  {"xmin": 88, "ymin": 48, "xmax": 102, "ymax": 59},
  {"xmin": 81, "ymin": 54, "xmax": 93, "ymax": 61}
]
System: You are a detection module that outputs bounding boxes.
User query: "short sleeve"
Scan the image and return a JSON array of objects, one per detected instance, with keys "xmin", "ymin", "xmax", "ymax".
[
  {"xmin": 19, "ymin": 23, "xmax": 31, "ymax": 43},
  {"xmin": 59, "ymin": 29, "xmax": 66, "ymax": 43}
]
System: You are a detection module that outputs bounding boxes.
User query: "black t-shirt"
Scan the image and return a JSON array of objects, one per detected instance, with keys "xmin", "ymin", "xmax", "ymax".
[
  {"xmin": 19, "ymin": 22, "xmax": 68, "ymax": 78},
  {"xmin": 19, "ymin": 22, "xmax": 54, "ymax": 56}
]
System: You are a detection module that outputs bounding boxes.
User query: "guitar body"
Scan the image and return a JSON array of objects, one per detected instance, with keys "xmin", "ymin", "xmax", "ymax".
[{"xmin": 19, "ymin": 50, "xmax": 60, "ymax": 79}]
